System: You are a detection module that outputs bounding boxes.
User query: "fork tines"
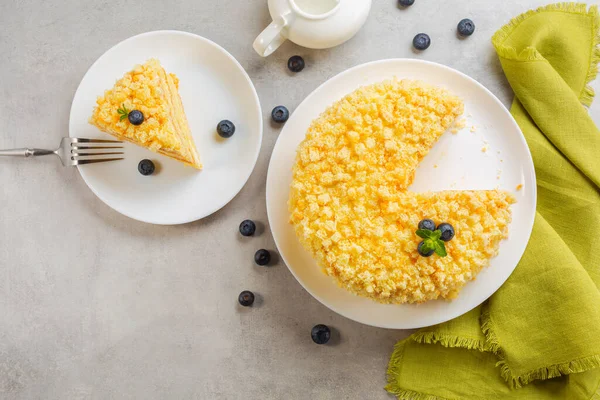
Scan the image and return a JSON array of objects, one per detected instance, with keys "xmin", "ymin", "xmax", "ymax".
[{"xmin": 70, "ymin": 138, "xmax": 124, "ymax": 165}]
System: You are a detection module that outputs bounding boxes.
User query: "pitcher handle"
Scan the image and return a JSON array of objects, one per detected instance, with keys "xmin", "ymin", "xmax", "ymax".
[{"xmin": 253, "ymin": 13, "xmax": 293, "ymax": 57}]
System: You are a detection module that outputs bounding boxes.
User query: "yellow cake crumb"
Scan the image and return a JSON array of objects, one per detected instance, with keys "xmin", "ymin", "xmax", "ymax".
[
  {"xmin": 289, "ymin": 79, "xmax": 515, "ymax": 304},
  {"xmin": 516, "ymin": 184, "xmax": 523, "ymax": 191},
  {"xmin": 470, "ymin": 125, "xmax": 477, "ymax": 133},
  {"xmin": 451, "ymin": 118, "xmax": 466, "ymax": 134}
]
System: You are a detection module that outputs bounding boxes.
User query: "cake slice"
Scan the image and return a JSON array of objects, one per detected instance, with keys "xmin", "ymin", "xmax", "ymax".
[{"xmin": 90, "ymin": 59, "xmax": 202, "ymax": 169}]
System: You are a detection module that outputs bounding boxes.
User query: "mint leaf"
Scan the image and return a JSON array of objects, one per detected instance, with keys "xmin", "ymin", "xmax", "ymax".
[
  {"xmin": 117, "ymin": 104, "xmax": 129, "ymax": 117},
  {"xmin": 117, "ymin": 104, "xmax": 130, "ymax": 121},
  {"xmin": 416, "ymin": 229, "xmax": 434, "ymax": 239},
  {"xmin": 418, "ymin": 229, "xmax": 448, "ymax": 257},
  {"xmin": 421, "ymin": 240, "xmax": 435, "ymax": 254},
  {"xmin": 434, "ymin": 241, "xmax": 447, "ymax": 257}
]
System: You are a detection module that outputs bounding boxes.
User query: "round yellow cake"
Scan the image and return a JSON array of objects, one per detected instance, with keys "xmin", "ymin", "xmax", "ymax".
[{"xmin": 289, "ymin": 79, "xmax": 514, "ymax": 304}]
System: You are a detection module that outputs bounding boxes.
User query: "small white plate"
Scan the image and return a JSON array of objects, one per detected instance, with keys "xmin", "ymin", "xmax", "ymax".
[
  {"xmin": 266, "ymin": 59, "xmax": 536, "ymax": 329},
  {"xmin": 70, "ymin": 31, "xmax": 262, "ymax": 224}
]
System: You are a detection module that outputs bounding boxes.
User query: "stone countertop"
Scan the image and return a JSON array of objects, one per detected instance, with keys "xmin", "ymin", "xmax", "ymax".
[{"xmin": 1, "ymin": 0, "xmax": 599, "ymax": 398}]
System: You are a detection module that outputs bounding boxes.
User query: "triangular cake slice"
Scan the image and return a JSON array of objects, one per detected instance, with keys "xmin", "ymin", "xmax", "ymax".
[{"xmin": 90, "ymin": 59, "xmax": 202, "ymax": 169}]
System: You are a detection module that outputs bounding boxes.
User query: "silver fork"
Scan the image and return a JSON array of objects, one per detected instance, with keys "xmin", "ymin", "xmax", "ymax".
[{"xmin": 0, "ymin": 137, "xmax": 124, "ymax": 166}]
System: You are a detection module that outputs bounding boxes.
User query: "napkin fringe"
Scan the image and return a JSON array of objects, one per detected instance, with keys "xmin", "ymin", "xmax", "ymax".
[
  {"xmin": 386, "ymin": 341, "xmax": 450, "ymax": 400},
  {"xmin": 505, "ymin": 355, "xmax": 600, "ymax": 389},
  {"xmin": 592, "ymin": 385, "xmax": 600, "ymax": 400},
  {"xmin": 480, "ymin": 305, "xmax": 516, "ymax": 385},
  {"xmin": 411, "ymin": 331, "xmax": 485, "ymax": 352},
  {"xmin": 387, "ymin": 389, "xmax": 448, "ymax": 400},
  {"xmin": 481, "ymin": 304, "xmax": 600, "ymax": 389},
  {"xmin": 583, "ymin": 5, "xmax": 600, "ymax": 106},
  {"xmin": 492, "ymin": 3, "xmax": 600, "ymax": 107}
]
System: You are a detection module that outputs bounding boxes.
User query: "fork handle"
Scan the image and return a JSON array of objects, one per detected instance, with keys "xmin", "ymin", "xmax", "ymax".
[{"xmin": 0, "ymin": 148, "xmax": 55, "ymax": 157}]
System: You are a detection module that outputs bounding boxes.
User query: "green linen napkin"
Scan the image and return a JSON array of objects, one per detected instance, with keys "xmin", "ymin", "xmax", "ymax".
[{"xmin": 386, "ymin": 3, "xmax": 600, "ymax": 399}]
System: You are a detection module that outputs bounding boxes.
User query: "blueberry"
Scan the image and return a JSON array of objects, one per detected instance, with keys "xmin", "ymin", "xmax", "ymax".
[
  {"xmin": 138, "ymin": 159, "xmax": 155, "ymax": 176},
  {"xmin": 238, "ymin": 290, "xmax": 255, "ymax": 307},
  {"xmin": 128, "ymin": 110, "xmax": 144, "ymax": 125},
  {"xmin": 437, "ymin": 223, "xmax": 455, "ymax": 242},
  {"xmin": 311, "ymin": 324, "xmax": 331, "ymax": 345},
  {"xmin": 398, "ymin": 0, "xmax": 415, "ymax": 6},
  {"xmin": 413, "ymin": 33, "xmax": 431, "ymax": 51},
  {"xmin": 288, "ymin": 55, "xmax": 305, "ymax": 73},
  {"xmin": 417, "ymin": 241, "xmax": 434, "ymax": 257},
  {"xmin": 271, "ymin": 106, "xmax": 290, "ymax": 123},
  {"xmin": 239, "ymin": 220, "xmax": 256, "ymax": 236},
  {"xmin": 418, "ymin": 219, "xmax": 436, "ymax": 231},
  {"xmin": 457, "ymin": 19, "xmax": 475, "ymax": 36},
  {"xmin": 254, "ymin": 249, "xmax": 271, "ymax": 266},
  {"xmin": 217, "ymin": 120, "xmax": 236, "ymax": 138}
]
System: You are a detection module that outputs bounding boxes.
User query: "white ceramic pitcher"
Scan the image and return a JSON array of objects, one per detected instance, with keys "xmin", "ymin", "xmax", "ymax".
[{"xmin": 253, "ymin": 0, "xmax": 372, "ymax": 57}]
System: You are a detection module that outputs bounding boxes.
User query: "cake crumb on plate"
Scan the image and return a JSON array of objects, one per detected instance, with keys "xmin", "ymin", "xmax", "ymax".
[{"xmin": 451, "ymin": 118, "xmax": 466, "ymax": 134}]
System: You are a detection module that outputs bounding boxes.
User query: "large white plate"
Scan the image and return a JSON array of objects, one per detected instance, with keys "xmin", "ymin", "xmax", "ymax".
[
  {"xmin": 266, "ymin": 59, "xmax": 536, "ymax": 329},
  {"xmin": 70, "ymin": 31, "xmax": 262, "ymax": 224}
]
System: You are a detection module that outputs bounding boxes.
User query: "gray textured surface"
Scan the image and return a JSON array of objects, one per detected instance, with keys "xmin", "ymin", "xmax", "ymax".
[{"xmin": 1, "ymin": 0, "xmax": 599, "ymax": 399}]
